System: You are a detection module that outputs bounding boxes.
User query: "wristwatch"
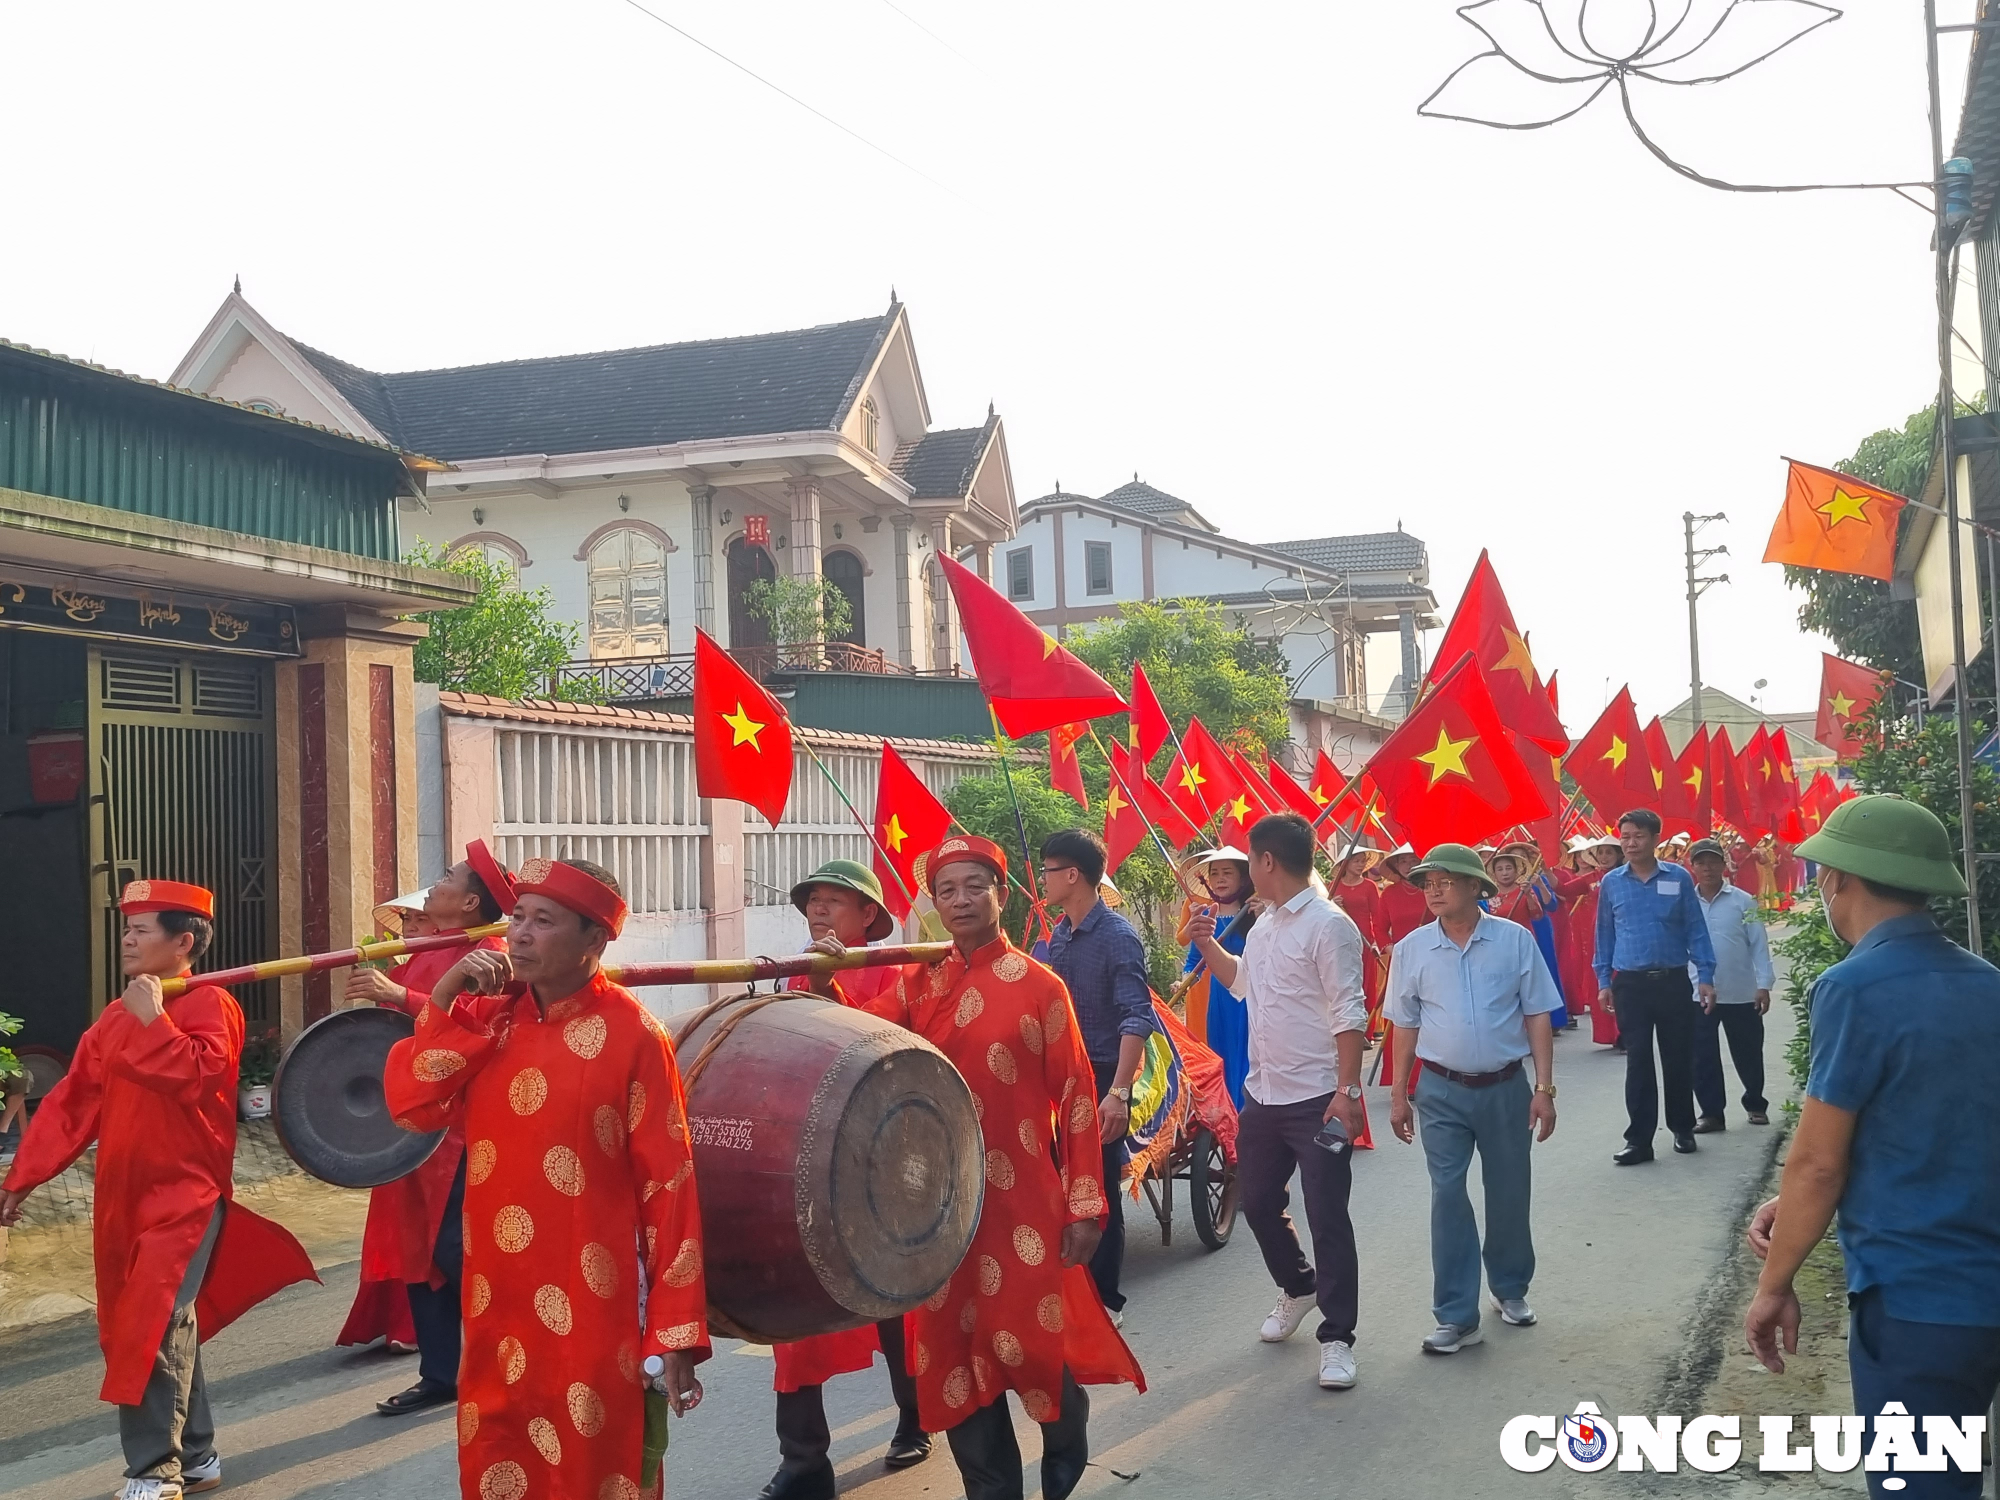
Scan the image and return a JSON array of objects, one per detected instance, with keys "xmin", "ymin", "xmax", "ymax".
[
  {"xmin": 1534, "ymin": 1084, "xmax": 1558, "ymax": 1099},
  {"xmin": 1337, "ymin": 1084, "xmax": 1363, "ymax": 1100},
  {"xmin": 1110, "ymin": 1086, "xmax": 1132, "ymax": 1103}
]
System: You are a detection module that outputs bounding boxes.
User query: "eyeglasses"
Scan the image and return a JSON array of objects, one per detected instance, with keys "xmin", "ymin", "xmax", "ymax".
[{"xmin": 1421, "ymin": 877, "xmax": 1462, "ymax": 893}]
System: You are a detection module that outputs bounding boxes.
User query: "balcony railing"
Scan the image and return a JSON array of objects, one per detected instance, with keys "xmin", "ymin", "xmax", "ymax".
[{"xmin": 549, "ymin": 641, "xmax": 963, "ymax": 702}]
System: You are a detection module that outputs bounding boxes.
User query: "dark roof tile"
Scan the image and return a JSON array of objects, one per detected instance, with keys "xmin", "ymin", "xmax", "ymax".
[
  {"xmin": 891, "ymin": 415, "xmax": 998, "ymax": 498},
  {"xmin": 288, "ymin": 310, "xmax": 898, "ymax": 462},
  {"xmin": 1266, "ymin": 530, "xmax": 1426, "ymax": 574}
]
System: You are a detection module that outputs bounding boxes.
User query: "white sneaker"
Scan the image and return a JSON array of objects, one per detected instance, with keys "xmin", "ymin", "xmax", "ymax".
[
  {"xmin": 117, "ymin": 1480, "xmax": 182, "ymax": 1500},
  {"xmin": 1496, "ymin": 1297, "xmax": 1536, "ymax": 1327},
  {"xmin": 1109, "ymin": 1307, "xmax": 1124, "ymax": 1330},
  {"xmin": 1422, "ymin": 1321, "xmax": 1483, "ymax": 1354},
  {"xmin": 1259, "ymin": 1291, "xmax": 1317, "ymax": 1343},
  {"xmin": 182, "ymin": 1454, "xmax": 222, "ymax": 1493},
  {"xmin": 1317, "ymin": 1339, "xmax": 1357, "ymax": 1389}
]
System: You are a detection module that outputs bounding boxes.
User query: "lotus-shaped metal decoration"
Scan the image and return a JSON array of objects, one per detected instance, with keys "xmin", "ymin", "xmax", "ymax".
[{"xmin": 1420, "ymin": 0, "xmax": 1922, "ymax": 195}]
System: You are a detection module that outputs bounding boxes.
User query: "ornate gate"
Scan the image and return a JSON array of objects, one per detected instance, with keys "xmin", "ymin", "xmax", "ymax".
[{"xmin": 88, "ymin": 649, "xmax": 278, "ymax": 1024}]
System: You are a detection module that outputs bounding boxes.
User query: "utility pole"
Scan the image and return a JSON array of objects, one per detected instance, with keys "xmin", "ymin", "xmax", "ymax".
[
  {"xmin": 1925, "ymin": 0, "xmax": 1982, "ymax": 950},
  {"xmin": 1684, "ymin": 512, "xmax": 1729, "ymax": 733}
]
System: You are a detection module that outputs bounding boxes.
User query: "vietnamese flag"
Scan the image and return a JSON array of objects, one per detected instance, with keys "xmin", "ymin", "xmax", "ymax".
[
  {"xmin": 1227, "ymin": 748, "xmax": 1281, "ymax": 818},
  {"xmin": 1517, "ymin": 729, "xmax": 1569, "ymax": 863},
  {"xmin": 1763, "ymin": 459, "xmax": 1907, "ymax": 581},
  {"xmin": 1425, "ymin": 551, "xmax": 1568, "ymax": 752},
  {"xmin": 1309, "ymin": 751, "xmax": 1347, "ymax": 812},
  {"xmin": 937, "ymin": 553, "xmax": 1128, "ymax": 737},
  {"xmin": 1128, "ymin": 662, "xmax": 1172, "ymax": 761},
  {"xmin": 1322, "ymin": 772, "xmax": 1404, "ymax": 850},
  {"xmin": 1164, "ymin": 718, "xmax": 1248, "ymax": 833},
  {"xmin": 693, "ymin": 629, "xmax": 793, "ymax": 828},
  {"xmin": 1101, "ymin": 748, "xmax": 1149, "ymax": 874},
  {"xmin": 871, "ymin": 741, "xmax": 954, "ymax": 916},
  {"xmin": 1565, "ymin": 688, "xmax": 1654, "ymax": 825},
  {"xmin": 1049, "ymin": 723, "xmax": 1089, "ymax": 809},
  {"xmin": 1117, "ymin": 744, "xmax": 1203, "ymax": 848},
  {"xmin": 1673, "ymin": 726, "xmax": 1712, "ymax": 835},
  {"xmin": 1735, "ymin": 726, "xmax": 1778, "ymax": 837},
  {"xmin": 1264, "ymin": 756, "xmax": 1325, "ymax": 822},
  {"xmin": 1768, "ymin": 727, "xmax": 1806, "ymax": 841},
  {"xmin": 1709, "ymin": 725, "xmax": 1750, "ymax": 834},
  {"xmin": 1817, "ymin": 653, "xmax": 1889, "ymax": 762},
  {"xmin": 1643, "ymin": 717, "xmax": 1699, "ymax": 836},
  {"xmin": 1366, "ymin": 651, "xmax": 1553, "ymax": 853}
]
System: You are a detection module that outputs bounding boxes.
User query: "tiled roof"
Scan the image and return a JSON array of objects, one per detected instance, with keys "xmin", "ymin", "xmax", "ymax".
[
  {"xmin": 287, "ymin": 309, "xmax": 899, "ymax": 462},
  {"xmin": 1206, "ymin": 581, "xmax": 1435, "ymax": 606},
  {"xmin": 891, "ymin": 414, "xmax": 998, "ymax": 499},
  {"xmin": 1096, "ymin": 479, "xmax": 1199, "ymax": 518},
  {"xmin": 437, "ymin": 691, "xmax": 1004, "ymax": 761},
  {"xmin": 1265, "ymin": 530, "xmax": 1426, "ymax": 575}
]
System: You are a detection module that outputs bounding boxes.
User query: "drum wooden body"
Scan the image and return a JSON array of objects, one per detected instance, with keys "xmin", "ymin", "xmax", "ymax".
[{"xmin": 676, "ymin": 994, "xmax": 983, "ymax": 1343}]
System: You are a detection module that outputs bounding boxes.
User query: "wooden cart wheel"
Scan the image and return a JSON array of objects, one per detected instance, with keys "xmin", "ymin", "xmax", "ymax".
[{"xmin": 1189, "ymin": 1126, "xmax": 1238, "ymax": 1250}]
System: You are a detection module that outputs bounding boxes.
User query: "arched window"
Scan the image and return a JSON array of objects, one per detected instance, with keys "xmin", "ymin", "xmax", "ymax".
[
  {"xmin": 446, "ymin": 531, "xmax": 531, "ymax": 580},
  {"xmin": 726, "ymin": 536, "xmax": 777, "ymax": 648},
  {"xmin": 584, "ymin": 527, "xmax": 668, "ymax": 658},
  {"xmin": 860, "ymin": 396, "xmax": 880, "ymax": 455},
  {"xmin": 823, "ymin": 550, "xmax": 865, "ymax": 646}
]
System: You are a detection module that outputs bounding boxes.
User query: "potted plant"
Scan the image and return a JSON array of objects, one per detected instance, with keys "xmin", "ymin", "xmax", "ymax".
[{"xmin": 238, "ymin": 1029, "xmax": 280, "ymax": 1120}]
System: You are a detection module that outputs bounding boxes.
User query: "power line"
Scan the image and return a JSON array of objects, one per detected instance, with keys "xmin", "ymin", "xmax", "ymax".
[
  {"xmin": 613, "ymin": 0, "xmax": 959, "ymax": 199},
  {"xmin": 875, "ymin": 0, "xmax": 987, "ymax": 75}
]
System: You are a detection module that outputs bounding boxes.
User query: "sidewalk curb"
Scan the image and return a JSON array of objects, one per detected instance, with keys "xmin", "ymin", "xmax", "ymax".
[{"xmin": 1654, "ymin": 1113, "xmax": 1793, "ymax": 1415}]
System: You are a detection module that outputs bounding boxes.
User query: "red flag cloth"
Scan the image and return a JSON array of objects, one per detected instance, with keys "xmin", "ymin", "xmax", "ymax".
[
  {"xmin": 1709, "ymin": 725, "xmax": 1749, "ymax": 835},
  {"xmin": 1798, "ymin": 771, "xmax": 1838, "ymax": 834},
  {"xmin": 1120, "ymin": 746, "xmax": 1204, "ymax": 848},
  {"xmin": 693, "ymin": 628, "xmax": 794, "ymax": 828},
  {"xmin": 1673, "ymin": 726, "xmax": 1712, "ymax": 835},
  {"xmin": 1128, "ymin": 662, "xmax": 1171, "ymax": 762},
  {"xmin": 1564, "ymin": 687, "xmax": 1654, "ymax": 825},
  {"xmin": 1763, "ymin": 459, "xmax": 1907, "ymax": 581},
  {"xmin": 1424, "ymin": 550, "xmax": 1568, "ymax": 752},
  {"xmin": 1816, "ymin": 653, "xmax": 1888, "ymax": 762},
  {"xmin": 1545, "ymin": 670, "xmax": 1560, "ymax": 718},
  {"xmin": 1309, "ymin": 751, "xmax": 1348, "ymax": 812},
  {"xmin": 1227, "ymin": 748, "xmax": 1281, "ymax": 818},
  {"xmin": 1164, "ymin": 718, "xmax": 1247, "ymax": 832},
  {"xmin": 1049, "ymin": 723, "xmax": 1089, "ymax": 809},
  {"xmin": 1366, "ymin": 651, "xmax": 1554, "ymax": 852},
  {"xmin": 872, "ymin": 741, "xmax": 954, "ymax": 917},
  {"xmin": 1516, "ymin": 730, "xmax": 1569, "ymax": 863},
  {"xmin": 1768, "ymin": 727, "xmax": 1806, "ymax": 841},
  {"xmin": 1264, "ymin": 756, "xmax": 1325, "ymax": 821},
  {"xmin": 1102, "ymin": 748, "xmax": 1150, "ymax": 874},
  {"xmin": 937, "ymin": 554, "xmax": 1127, "ymax": 737},
  {"xmin": 1321, "ymin": 773, "xmax": 1403, "ymax": 850},
  {"xmin": 1735, "ymin": 726, "xmax": 1778, "ymax": 839},
  {"xmin": 1643, "ymin": 717, "xmax": 1699, "ymax": 836}
]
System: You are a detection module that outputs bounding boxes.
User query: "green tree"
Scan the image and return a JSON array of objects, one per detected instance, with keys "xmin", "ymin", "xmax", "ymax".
[
  {"xmin": 743, "ymin": 576, "xmax": 852, "ymax": 646},
  {"xmin": 407, "ymin": 541, "xmax": 594, "ymax": 700},
  {"xmin": 1780, "ymin": 404, "xmax": 1931, "ymax": 685}
]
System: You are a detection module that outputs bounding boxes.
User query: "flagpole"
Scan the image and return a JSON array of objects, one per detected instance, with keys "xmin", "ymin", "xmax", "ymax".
[
  {"xmin": 1086, "ymin": 724, "xmax": 1200, "ymax": 884},
  {"xmin": 988, "ymin": 707, "xmax": 1043, "ymax": 898},
  {"xmin": 793, "ymin": 734, "xmax": 918, "ymax": 910}
]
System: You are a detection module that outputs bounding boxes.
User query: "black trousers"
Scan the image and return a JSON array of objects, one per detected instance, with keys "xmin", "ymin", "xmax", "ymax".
[
  {"xmin": 1614, "ymin": 969, "xmax": 1697, "ymax": 1146},
  {"xmin": 407, "ymin": 1156, "xmax": 466, "ymax": 1389},
  {"xmin": 1087, "ymin": 1059, "xmax": 1128, "ymax": 1313},
  {"xmin": 943, "ymin": 1368, "xmax": 1089, "ymax": 1500},
  {"xmin": 1237, "ymin": 1091, "xmax": 1358, "ymax": 1344},
  {"xmin": 1847, "ymin": 1288, "xmax": 2000, "ymax": 1498},
  {"xmin": 774, "ymin": 1319, "xmax": 922, "ymax": 1476},
  {"xmin": 1692, "ymin": 1003, "xmax": 1767, "ymax": 1118}
]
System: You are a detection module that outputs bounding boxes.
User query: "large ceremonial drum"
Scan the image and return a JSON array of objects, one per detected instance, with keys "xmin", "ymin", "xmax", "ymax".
[{"xmin": 673, "ymin": 992, "xmax": 983, "ymax": 1343}]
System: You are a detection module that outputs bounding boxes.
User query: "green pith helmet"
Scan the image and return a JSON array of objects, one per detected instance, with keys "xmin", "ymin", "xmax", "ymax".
[
  {"xmin": 1407, "ymin": 842, "xmax": 1498, "ymax": 899},
  {"xmin": 1796, "ymin": 794, "xmax": 1967, "ymax": 897},
  {"xmin": 789, "ymin": 859, "xmax": 896, "ymax": 941}
]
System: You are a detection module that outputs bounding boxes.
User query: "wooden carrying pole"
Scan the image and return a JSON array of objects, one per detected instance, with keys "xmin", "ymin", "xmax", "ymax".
[{"xmin": 160, "ymin": 932, "xmax": 951, "ymax": 998}]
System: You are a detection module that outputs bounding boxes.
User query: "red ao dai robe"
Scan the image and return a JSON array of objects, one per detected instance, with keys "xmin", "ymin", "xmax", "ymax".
[
  {"xmin": 891, "ymin": 937, "xmax": 1144, "ymax": 1433},
  {"xmin": 385, "ymin": 971, "xmax": 709, "ymax": 1500}
]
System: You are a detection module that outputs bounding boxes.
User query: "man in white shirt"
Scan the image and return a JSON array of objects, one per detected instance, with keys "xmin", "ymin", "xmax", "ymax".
[
  {"xmin": 1385, "ymin": 843, "xmax": 1559, "ymax": 1355},
  {"xmin": 1688, "ymin": 838, "xmax": 1775, "ymax": 1131},
  {"xmin": 1189, "ymin": 812, "xmax": 1367, "ymax": 1392}
]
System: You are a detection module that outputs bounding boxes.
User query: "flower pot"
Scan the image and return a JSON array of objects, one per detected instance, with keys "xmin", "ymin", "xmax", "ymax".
[{"xmin": 239, "ymin": 1084, "xmax": 272, "ymax": 1120}]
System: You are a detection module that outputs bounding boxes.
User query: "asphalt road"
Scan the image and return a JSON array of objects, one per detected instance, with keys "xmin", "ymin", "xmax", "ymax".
[{"xmin": 0, "ymin": 1003, "xmax": 1798, "ymax": 1500}]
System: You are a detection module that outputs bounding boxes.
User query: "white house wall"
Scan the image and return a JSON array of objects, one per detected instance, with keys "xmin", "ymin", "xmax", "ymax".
[{"xmin": 202, "ymin": 336, "xmax": 355, "ymax": 432}]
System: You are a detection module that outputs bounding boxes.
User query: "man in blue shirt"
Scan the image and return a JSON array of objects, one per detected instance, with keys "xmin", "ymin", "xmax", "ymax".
[
  {"xmin": 1041, "ymin": 828, "xmax": 1155, "ymax": 1322},
  {"xmin": 1746, "ymin": 795, "xmax": 2000, "ymax": 1498},
  {"xmin": 1594, "ymin": 808, "xmax": 1717, "ymax": 1163}
]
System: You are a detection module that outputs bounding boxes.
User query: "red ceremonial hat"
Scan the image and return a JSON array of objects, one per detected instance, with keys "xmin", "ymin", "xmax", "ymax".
[
  {"xmin": 919, "ymin": 833, "xmax": 1008, "ymax": 895},
  {"xmin": 515, "ymin": 857, "xmax": 627, "ymax": 938},
  {"xmin": 465, "ymin": 838, "xmax": 519, "ymax": 911},
  {"xmin": 119, "ymin": 879, "xmax": 215, "ymax": 919}
]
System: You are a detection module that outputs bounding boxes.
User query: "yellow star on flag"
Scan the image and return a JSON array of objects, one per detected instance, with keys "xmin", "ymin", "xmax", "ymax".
[
  {"xmin": 1179, "ymin": 761, "xmax": 1207, "ymax": 794},
  {"xmin": 1491, "ymin": 627, "xmax": 1538, "ymax": 691},
  {"xmin": 1310, "ymin": 784, "xmax": 1331, "ymax": 806},
  {"xmin": 1228, "ymin": 794, "xmax": 1252, "ymax": 823},
  {"xmin": 1414, "ymin": 724, "xmax": 1476, "ymax": 787},
  {"xmin": 1780, "ymin": 761, "xmax": 1795, "ymax": 784},
  {"xmin": 884, "ymin": 813, "xmax": 907, "ymax": 852},
  {"xmin": 1685, "ymin": 765, "xmax": 1705, "ymax": 795},
  {"xmin": 1651, "ymin": 767, "xmax": 1664, "ymax": 791},
  {"xmin": 1106, "ymin": 782, "xmax": 1128, "ymax": 819},
  {"xmin": 1760, "ymin": 758, "xmax": 1775, "ymax": 783},
  {"xmin": 1817, "ymin": 488, "xmax": 1872, "ymax": 527},
  {"xmin": 1602, "ymin": 734, "xmax": 1628, "ymax": 771},
  {"xmin": 721, "ymin": 700, "xmax": 766, "ymax": 749},
  {"xmin": 1041, "ymin": 632, "xmax": 1061, "ymax": 659},
  {"xmin": 1827, "ymin": 689, "xmax": 1856, "ymax": 721}
]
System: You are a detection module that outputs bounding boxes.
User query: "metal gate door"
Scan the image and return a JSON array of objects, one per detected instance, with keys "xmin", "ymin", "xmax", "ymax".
[{"xmin": 88, "ymin": 649, "xmax": 278, "ymax": 1023}]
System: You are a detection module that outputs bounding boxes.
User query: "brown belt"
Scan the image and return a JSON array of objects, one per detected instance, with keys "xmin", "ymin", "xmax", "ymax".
[{"xmin": 1426, "ymin": 1059, "xmax": 1523, "ymax": 1089}]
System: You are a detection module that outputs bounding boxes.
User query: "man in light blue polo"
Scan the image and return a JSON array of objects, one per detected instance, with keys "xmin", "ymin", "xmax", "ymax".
[{"xmin": 1386, "ymin": 843, "xmax": 1560, "ymax": 1355}]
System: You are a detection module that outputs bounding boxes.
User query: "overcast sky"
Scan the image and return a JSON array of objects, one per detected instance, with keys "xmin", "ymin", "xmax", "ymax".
[{"xmin": 0, "ymin": 1, "xmax": 1978, "ymax": 733}]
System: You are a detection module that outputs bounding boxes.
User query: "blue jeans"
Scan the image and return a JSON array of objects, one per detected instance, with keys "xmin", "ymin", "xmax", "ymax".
[
  {"xmin": 1847, "ymin": 1287, "xmax": 2000, "ymax": 1498},
  {"xmin": 1415, "ymin": 1066, "xmax": 1535, "ymax": 1329}
]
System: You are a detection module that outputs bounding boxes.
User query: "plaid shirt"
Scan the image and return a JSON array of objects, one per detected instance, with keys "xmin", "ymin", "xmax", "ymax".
[{"xmin": 1046, "ymin": 900, "xmax": 1157, "ymax": 1066}]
